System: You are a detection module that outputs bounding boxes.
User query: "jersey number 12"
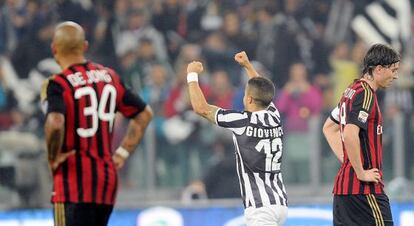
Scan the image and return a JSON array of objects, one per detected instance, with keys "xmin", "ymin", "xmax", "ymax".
[{"xmin": 255, "ymin": 138, "xmax": 283, "ymax": 172}]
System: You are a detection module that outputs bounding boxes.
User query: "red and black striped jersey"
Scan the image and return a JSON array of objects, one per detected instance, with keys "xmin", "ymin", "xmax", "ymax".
[
  {"xmin": 43, "ymin": 61, "xmax": 147, "ymax": 204},
  {"xmin": 330, "ymin": 79, "xmax": 384, "ymax": 195}
]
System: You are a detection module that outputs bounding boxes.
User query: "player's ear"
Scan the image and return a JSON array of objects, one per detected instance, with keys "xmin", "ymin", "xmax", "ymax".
[
  {"xmin": 374, "ymin": 65, "xmax": 383, "ymax": 74},
  {"xmin": 247, "ymin": 95, "xmax": 253, "ymax": 104},
  {"xmin": 51, "ymin": 43, "xmax": 57, "ymax": 55}
]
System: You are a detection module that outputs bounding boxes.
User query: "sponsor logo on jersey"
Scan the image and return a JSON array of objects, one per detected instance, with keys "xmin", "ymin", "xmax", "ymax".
[{"xmin": 358, "ymin": 111, "xmax": 369, "ymax": 123}]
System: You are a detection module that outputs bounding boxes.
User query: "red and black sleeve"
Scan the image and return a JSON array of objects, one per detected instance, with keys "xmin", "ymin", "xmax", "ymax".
[{"xmin": 347, "ymin": 85, "xmax": 373, "ymax": 130}]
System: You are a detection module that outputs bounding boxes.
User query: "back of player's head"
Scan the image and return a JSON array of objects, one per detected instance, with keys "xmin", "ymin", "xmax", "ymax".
[
  {"xmin": 362, "ymin": 44, "xmax": 400, "ymax": 76},
  {"xmin": 247, "ymin": 77, "xmax": 275, "ymax": 108},
  {"xmin": 53, "ymin": 21, "xmax": 86, "ymax": 56}
]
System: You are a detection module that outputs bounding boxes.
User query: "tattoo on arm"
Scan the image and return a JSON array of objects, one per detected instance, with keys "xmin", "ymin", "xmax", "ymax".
[
  {"xmin": 48, "ymin": 130, "xmax": 63, "ymax": 161},
  {"xmin": 201, "ymin": 105, "xmax": 219, "ymax": 124},
  {"xmin": 44, "ymin": 113, "xmax": 65, "ymax": 162},
  {"xmin": 120, "ymin": 106, "xmax": 153, "ymax": 152},
  {"xmin": 127, "ymin": 126, "xmax": 136, "ymax": 139}
]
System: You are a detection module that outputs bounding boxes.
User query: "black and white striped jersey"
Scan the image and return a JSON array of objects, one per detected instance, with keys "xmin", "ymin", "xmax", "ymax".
[{"xmin": 215, "ymin": 103, "xmax": 288, "ymax": 208}]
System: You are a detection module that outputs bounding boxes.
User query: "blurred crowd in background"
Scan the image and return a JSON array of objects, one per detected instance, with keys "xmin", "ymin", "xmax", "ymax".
[{"xmin": 0, "ymin": 0, "xmax": 414, "ymax": 208}]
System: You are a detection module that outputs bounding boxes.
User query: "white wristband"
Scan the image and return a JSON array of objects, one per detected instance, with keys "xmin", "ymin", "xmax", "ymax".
[
  {"xmin": 115, "ymin": 147, "xmax": 130, "ymax": 159},
  {"xmin": 187, "ymin": 72, "xmax": 199, "ymax": 83}
]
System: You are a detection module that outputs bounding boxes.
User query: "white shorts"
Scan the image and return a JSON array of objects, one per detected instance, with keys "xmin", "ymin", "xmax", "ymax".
[{"xmin": 244, "ymin": 205, "xmax": 288, "ymax": 226}]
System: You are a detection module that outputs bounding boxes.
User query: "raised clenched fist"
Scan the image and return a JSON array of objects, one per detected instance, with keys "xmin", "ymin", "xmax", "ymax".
[
  {"xmin": 187, "ymin": 61, "xmax": 203, "ymax": 74},
  {"xmin": 234, "ymin": 51, "xmax": 250, "ymax": 67}
]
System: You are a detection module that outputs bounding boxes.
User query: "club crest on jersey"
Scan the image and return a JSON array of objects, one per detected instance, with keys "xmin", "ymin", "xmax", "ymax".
[{"xmin": 358, "ymin": 110, "xmax": 369, "ymax": 123}]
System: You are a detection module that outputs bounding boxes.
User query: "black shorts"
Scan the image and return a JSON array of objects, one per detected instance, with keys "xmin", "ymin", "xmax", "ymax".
[
  {"xmin": 333, "ymin": 194, "xmax": 393, "ymax": 226},
  {"xmin": 53, "ymin": 202, "xmax": 113, "ymax": 226}
]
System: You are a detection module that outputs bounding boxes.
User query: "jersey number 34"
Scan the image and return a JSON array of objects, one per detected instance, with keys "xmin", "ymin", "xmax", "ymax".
[{"xmin": 74, "ymin": 84, "xmax": 117, "ymax": 137}]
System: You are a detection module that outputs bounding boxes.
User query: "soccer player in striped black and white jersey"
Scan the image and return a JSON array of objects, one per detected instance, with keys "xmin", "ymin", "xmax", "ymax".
[{"xmin": 187, "ymin": 51, "xmax": 288, "ymax": 226}]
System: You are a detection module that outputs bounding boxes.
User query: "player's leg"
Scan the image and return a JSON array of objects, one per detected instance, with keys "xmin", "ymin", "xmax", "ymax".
[
  {"xmin": 366, "ymin": 193, "xmax": 396, "ymax": 226},
  {"xmin": 94, "ymin": 204, "xmax": 114, "ymax": 226},
  {"xmin": 274, "ymin": 205, "xmax": 288, "ymax": 226},
  {"xmin": 334, "ymin": 195, "xmax": 380, "ymax": 226},
  {"xmin": 54, "ymin": 202, "xmax": 94, "ymax": 226},
  {"xmin": 60, "ymin": 202, "xmax": 113, "ymax": 226},
  {"xmin": 53, "ymin": 203, "xmax": 66, "ymax": 226},
  {"xmin": 244, "ymin": 205, "xmax": 288, "ymax": 226},
  {"xmin": 333, "ymin": 195, "xmax": 344, "ymax": 226},
  {"xmin": 369, "ymin": 194, "xmax": 393, "ymax": 226},
  {"xmin": 71, "ymin": 203, "xmax": 114, "ymax": 226}
]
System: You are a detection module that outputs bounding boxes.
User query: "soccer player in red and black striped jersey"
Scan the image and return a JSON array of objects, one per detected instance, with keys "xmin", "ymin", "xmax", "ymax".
[
  {"xmin": 323, "ymin": 44, "xmax": 400, "ymax": 226},
  {"xmin": 41, "ymin": 21, "xmax": 153, "ymax": 226}
]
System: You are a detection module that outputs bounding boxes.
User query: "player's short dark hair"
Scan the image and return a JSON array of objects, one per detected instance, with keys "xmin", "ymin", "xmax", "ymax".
[
  {"xmin": 247, "ymin": 77, "xmax": 275, "ymax": 108},
  {"xmin": 362, "ymin": 44, "xmax": 400, "ymax": 76}
]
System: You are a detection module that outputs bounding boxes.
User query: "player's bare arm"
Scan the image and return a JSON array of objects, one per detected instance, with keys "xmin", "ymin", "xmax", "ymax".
[
  {"xmin": 44, "ymin": 112, "xmax": 75, "ymax": 171},
  {"xmin": 322, "ymin": 118, "xmax": 344, "ymax": 163},
  {"xmin": 343, "ymin": 124, "xmax": 380, "ymax": 183},
  {"xmin": 113, "ymin": 106, "xmax": 153, "ymax": 169},
  {"xmin": 234, "ymin": 51, "xmax": 260, "ymax": 79},
  {"xmin": 187, "ymin": 61, "xmax": 220, "ymax": 124}
]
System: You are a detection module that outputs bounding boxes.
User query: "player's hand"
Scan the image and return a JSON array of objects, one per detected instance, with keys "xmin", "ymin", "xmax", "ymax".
[
  {"xmin": 357, "ymin": 168, "xmax": 381, "ymax": 183},
  {"xmin": 113, "ymin": 154, "xmax": 126, "ymax": 170},
  {"xmin": 234, "ymin": 51, "xmax": 250, "ymax": 67},
  {"xmin": 49, "ymin": 150, "xmax": 76, "ymax": 171},
  {"xmin": 187, "ymin": 61, "xmax": 203, "ymax": 74}
]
